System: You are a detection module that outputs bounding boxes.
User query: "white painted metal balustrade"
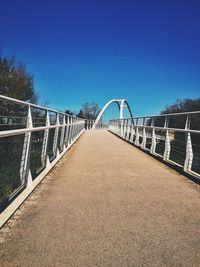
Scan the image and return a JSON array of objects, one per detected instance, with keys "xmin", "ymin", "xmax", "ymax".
[
  {"xmin": 109, "ymin": 112, "xmax": 200, "ymax": 178},
  {"xmin": 0, "ymin": 95, "xmax": 85, "ymax": 227}
]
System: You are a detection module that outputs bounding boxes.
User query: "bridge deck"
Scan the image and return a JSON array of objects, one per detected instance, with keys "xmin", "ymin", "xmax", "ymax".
[{"xmin": 1, "ymin": 130, "xmax": 200, "ymax": 266}]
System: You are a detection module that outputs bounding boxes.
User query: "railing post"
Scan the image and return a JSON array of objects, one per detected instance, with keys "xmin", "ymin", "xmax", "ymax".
[
  {"xmin": 82, "ymin": 119, "xmax": 84, "ymax": 131},
  {"xmin": 130, "ymin": 121, "xmax": 135, "ymax": 143},
  {"xmin": 141, "ymin": 118, "xmax": 146, "ymax": 149},
  {"xmin": 118, "ymin": 120, "xmax": 120, "ymax": 134},
  {"xmin": 123, "ymin": 119, "xmax": 126, "ymax": 139},
  {"xmin": 74, "ymin": 118, "xmax": 77, "ymax": 137},
  {"xmin": 52, "ymin": 113, "xmax": 59, "ymax": 159},
  {"xmin": 75, "ymin": 118, "xmax": 78, "ymax": 137},
  {"xmin": 163, "ymin": 130, "xmax": 171, "ymax": 161},
  {"xmin": 123, "ymin": 119, "xmax": 125, "ymax": 138},
  {"xmin": 184, "ymin": 115, "xmax": 193, "ymax": 172},
  {"xmin": 60, "ymin": 114, "xmax": 65, "ymax": 151},
  {"xmin": 135, "ymin": 118, "xmax": 139, "ymax": 146},
  {"xmin": 120, "ymin": 119, "xmax": 123, "ymax": 137},
  {"xmin": 127, "ymin": 119, "xmax": 131, "ymax": 140},
  {"xmin": 76, "ymin": 118, "xmax": 79, "ymax": 136},
  {"xmin": 115, "ymin": 120, "xmax": 118, "ymax": 134},
  {"xmin": 41, "ymin": 110, "xmax": 50, "ymax": 168},
  {"xmin": 73, "ymin": 117, "xmax": 76, "ymax": 139},
  {"xmin": 163, "ymin": 116, "xmax": 170, "ymax": 161},
  {"xmin": 150, "ymin": 118, "xmax": 156, "ymax": 154},
  {"xmin": 71, "ymin": 117, "xmax": 74, "ymax": 141},
  {"xmin": 126, "ymin": 119, "xmax": 129, "ymax": 138},
  {"xmin": 73, "ymin": 118, "xmax": 76, "ymax": 138},
  {"xmin": 184, "ymin": 133, "xmax": 193, "ymax": 172},
  {"xmin": 20, "ymin": 105, "xmax": 33, "ymax": 189},
  {"xmin": 123, "ymin": 119, "xmax": 126, "ymax": 138},
  {"xmin": 68, "ymin": 116, "xmax": 72, "ymax": 144},
  {"xmin": 125, "ymin": 119, "xmax": 130, "ymax": 141},
  {"xmin": 64, "ymin": 115, "xmax": 70, "ymax": 147}
]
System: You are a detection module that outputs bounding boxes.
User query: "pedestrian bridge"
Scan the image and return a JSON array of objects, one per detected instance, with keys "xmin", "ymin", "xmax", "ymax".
[{"xmin": 0, "ymin": 95, "xmax": 200, "ymax": 266}]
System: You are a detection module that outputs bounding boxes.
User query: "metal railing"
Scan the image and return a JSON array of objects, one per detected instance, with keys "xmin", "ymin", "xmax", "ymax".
[
  {"xmin": 85, "ymin": 119, "xmax": 108, "ymax": 130},
  {"xmin": 0, "ymin": 95, "xmax": 85, "ymax": 226},
  {"xmin": 1, "ymin": 94, "xmax": 200, "ymax": 226},
  {"xmin": 109, "ymin": 111, "xmax": 200, "ymax": 178}
]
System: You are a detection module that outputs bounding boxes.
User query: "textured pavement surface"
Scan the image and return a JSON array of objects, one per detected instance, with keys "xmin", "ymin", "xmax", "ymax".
[{"xmin": 1, "ymin": 130, "xmax": 200, "ymax": 267}]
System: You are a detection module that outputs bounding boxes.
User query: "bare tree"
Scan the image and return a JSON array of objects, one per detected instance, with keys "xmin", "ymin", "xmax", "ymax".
[
  {"xmin": 0, "ymin": 56, "xmax": 38, "ymax": 103},
  {"xmin": 77, "ymin": 102, "xmax": 100, "ymax": 120}
]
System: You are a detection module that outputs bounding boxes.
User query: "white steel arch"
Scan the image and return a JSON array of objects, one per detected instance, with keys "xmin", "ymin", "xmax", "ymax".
[{"xmin": 92, "ymin": 99, "xmax": 133, "ymax": 129}]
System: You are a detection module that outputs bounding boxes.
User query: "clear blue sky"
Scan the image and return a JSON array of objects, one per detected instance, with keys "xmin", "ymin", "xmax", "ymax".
[{"xmin": 1, "ymin": 0, "xmax": 200, "ymax": 116}]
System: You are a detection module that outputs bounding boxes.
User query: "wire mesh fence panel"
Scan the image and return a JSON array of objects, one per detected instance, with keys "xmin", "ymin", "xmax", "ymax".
[
  {"xmin": 68, "ymin": 125, "xmax": 72, "ymax": 144},
  {"xmin": 154, "ymin": 116, "xmax": 165, "ymax": 127},
  {"xmin": 48, "ymin": 128, "xmax": 56, "ymax": 162},
  {"xmin": 144, "ymin": 128, "xmax": 152, "ymax": 150},
  {"xmin": 169, "ymin": 131, "xmax": 186, "ymax": 166},
  {"xmin": 31, "ymin": 107, "xmax": 46, "ymax": 127},
  {"xmin": 137, "ymin": 118, "xmax": 144, "ymax": 126},
  {"xmin": 144, "ymin": 118, "xmax": 152, "ymax": 126},
  {"xmin": 29, "ymin": 130, "xmax": 45, "ymax": 180},
  {"xmin": 191, "ymin": 133, "xmax": 200, "ymax": 175},
  {"xmin": 59, "ymin": 114, "xmax": 64, "ymax": 124},
  {"xmin": 138, "ymin": 126, "xmax": 143, "ymax": 136},
  {"xmin": 145, "ymin": 138, "xmax": 151, "ymax": 150},
  {"xmin": 127, "ymin": 127, "xmax": 132, "ymax": 140},
  {"xmin": 0, "ymin": 134, "xmax": 25, "ymax": 206},
  {"xmin": 49, "ymin": 111, "xmax": 57, "ymax": 125},
  {"xmin": 58, "ymin": 114, "xmax": 65, "ymax": 152},
  {"xmin": 168, "ymin": 114, "xmax": 187, "ymax": 129},
  {"xmin": 57, "ymin": 127, "xmax": 63, "ymax": 152},
  {"xmin": 155, "ymin": 140, "xmax": 165, "ymax": 156},
  {"xmin": 190, "ymin": 113, "xmax": 200, "ymax": 130},
  {"xmin": 0, "ymin": 99, "xmax": 28, "ymax": 131},
  {"xmin": 133, "ymin": 119, "xmax": 137, "ymax": 125},
  {"xmin": 64, "ymin": 125, "xmax": 69, "ymax": 147},
  {"xmin": 139, "ymin": 136, "xmax": 143, "ymax": 146},
  {"xmin": 155, "ymin": 129, "xmax": 166, "ymax": 156}
]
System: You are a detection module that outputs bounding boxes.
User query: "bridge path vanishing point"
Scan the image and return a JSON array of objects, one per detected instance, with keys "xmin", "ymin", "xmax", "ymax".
[{"xmin": 1, "ymin": 130, "xmax": 200, "ymax": 267}]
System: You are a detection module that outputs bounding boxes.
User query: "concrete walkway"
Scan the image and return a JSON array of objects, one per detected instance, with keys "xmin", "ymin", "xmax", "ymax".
[{"xmin": 1, "ymin": 130, "xmax": 200, "ymax": 267}]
